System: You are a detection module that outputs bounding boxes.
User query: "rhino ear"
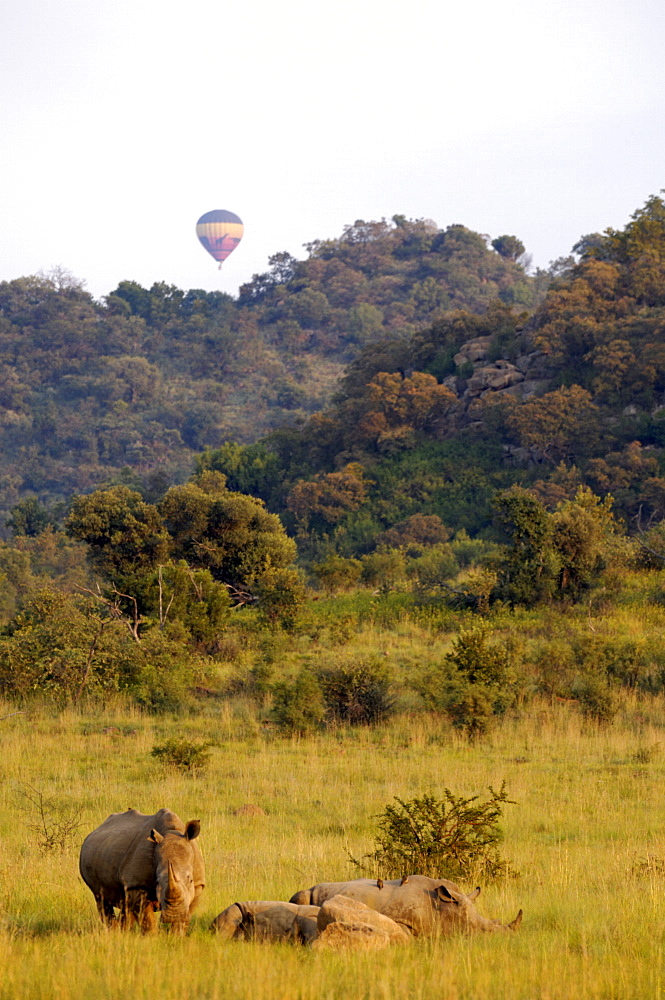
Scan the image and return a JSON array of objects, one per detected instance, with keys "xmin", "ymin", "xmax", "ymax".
[
  {"xmin": 148, "ymin": 828, "xmax": 164, "ymax": 845},
  {"xmin": 436, "ymin": 884, "xmax": 464, "ymax": 905},
  {"xmin": 468, "ymin": 887, "xmax": 481, "ymax": 901},
  {"xmin": 185, "ymin": 820, "xmax": 201, "ymax": 841}
]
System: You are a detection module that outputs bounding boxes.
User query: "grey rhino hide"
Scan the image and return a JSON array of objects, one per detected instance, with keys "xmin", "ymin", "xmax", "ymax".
[
  {"xmin": 79, "ymin": 807, "xmax": 205, "ymax": 932},
  {"xmin": 290, "ymin": 875, "xmax": 522, "ymax": 937},
  {"xmin": 211, "ymin": 901, "xmax": 320, "ymax": 943}
]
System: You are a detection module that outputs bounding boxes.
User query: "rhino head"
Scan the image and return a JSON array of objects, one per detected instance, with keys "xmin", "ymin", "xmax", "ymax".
[
  {"xmin": 434, "ymin": 883, "xmax": 522, "ymax": 933},
  {"xmin": 148, "ymin": 820, "xmax": 201, "ymax": 932}
]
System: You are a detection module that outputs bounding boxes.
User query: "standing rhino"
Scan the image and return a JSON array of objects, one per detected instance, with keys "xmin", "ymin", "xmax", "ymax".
[
  {"xmin": 79, "ymin": 808, "xmax": 205, "ymax": 933},
  {"xmin": 290, "ymin": 875, "xmax": 522, "ymax": 937}
]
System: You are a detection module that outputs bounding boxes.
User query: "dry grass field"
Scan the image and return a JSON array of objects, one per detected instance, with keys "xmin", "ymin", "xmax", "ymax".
[{"xmin": 1, "ymin": 689, "xmax": 665, "ymax": 999}]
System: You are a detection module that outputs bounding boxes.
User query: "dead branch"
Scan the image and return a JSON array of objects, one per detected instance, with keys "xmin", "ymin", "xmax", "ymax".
[
  {"xmin": 75, "ymin": 583, "xmax": 143, "ymax": 643},
  {"xmin": 157, "ymin": 566, "xmax": 176, "ymax": 627},
  {"xmin": 223, "ymin": 582, "xmax": 257, "ymax": 608}
]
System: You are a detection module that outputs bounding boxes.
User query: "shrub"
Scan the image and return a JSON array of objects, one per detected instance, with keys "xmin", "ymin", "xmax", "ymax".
[
  {"xmin": 0, "ymin": 588, "xmax": 129, "ymax": 704},
  {"xmin": 318, "ymin": 656, "xmax": 394, "ymax": 725},
  {"xmin": 360, "ymin": 548, "xmax": 407, "ymax": 592},
  {"xmin": 446, "ymin": 626, "xmax": 513, "ymax": 686},
  {"xmin": 406, "ymin": 544, "xmax": 458, "ymax": 593},
  {"xmin": 311, "ymin": 555, "xmax": 363, "ymax": 594},
  {"xmin": 439, "ymin": 681, "xmax": 496, "ymax": 739},
  {"xmin": 17, "ymin": 783, "xmax": 82, "ymax": 853},
  {"xmin": 573, "ymin": 676, "xmax": 617, "ymax": 725},
  {"xmin": 150, "ymin": 737, "xmax": 212, "ymax": 773},
  {"xmin": 416, "ymin": 627, "xmax": 517, "ymax": 737},
  {"xmin": 350, "ymin": 784, "xmax": 517, "ymax": 882},
  {"xmin": 254, "ymin": 566, "xmax": 308, "ymax": 630},
  {"xmin": 270, "ymin": 669, "xmax": 326, "ymax": 735},
  {"xmin": 118, "ymin": 630, "xmax": 202, "ymax": 712}
]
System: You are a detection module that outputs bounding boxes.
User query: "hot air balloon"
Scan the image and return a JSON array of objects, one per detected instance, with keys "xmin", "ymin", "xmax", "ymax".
[{"xmin": 196, "ymin": 210, "xmax": 244, "ymax": 268}]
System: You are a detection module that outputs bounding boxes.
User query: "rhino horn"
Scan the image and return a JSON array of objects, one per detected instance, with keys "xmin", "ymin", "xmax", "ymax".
[
  {"xmin": 168, "ymin": 861, "xmax": 181, "ymax": 889},
  {"xmin": 507, "ymin": 909, "xmax": 523, "ymax": 931}
]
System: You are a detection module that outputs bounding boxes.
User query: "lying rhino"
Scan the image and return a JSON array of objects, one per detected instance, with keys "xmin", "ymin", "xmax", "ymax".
[
  {"xmin": 212, "ymin": 900, "xmax": 320, "ymax": 943},
  {"xmin": 290, "ymin": 875, "xmax": 522, "ymax": 937},
  {"xmin": 79, "ymin": 807, "xmax": 205, "ymax": 933}
]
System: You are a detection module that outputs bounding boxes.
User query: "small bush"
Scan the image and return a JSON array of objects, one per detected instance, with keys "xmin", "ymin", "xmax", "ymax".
[
  {"xmin": 351, "ymin": 784, "xmax": 517, "ymax": 882},
  {"xmin": 150, "ymin": 737, "xmax": 212, "ymax": 773},
  {"xmin": 311, "ymin": 555, "xmax": 363, "ymax": 595},
  {"xmin": 416, "ymin": 627, "xmax": 517, "ymax": 738},
  {"xmin": 360, "ymin": 548, "xmax": 407, "ymax": 592},
  {"xmin": 440, "ymin": 681, "xmax": 496, "ymax": 739},
  {"xmin": 270, "ymin": 669, "xmax": 326, "ymax": 735},
  {"xmin": 406, "ymin": 544, "xmax": 458, "ymax": 594},
  {"xmin": 17, "ymin": 783, "xmax": 82, "ymax": 853},
  {"xmin": 318, "ymin": 656, "xmax": 394, "ymax": 725},
  {"xmin": 632, "ymin": 742, "xmax": 661, "ymax": 764},
  {"xmin": 574, "ymin": 677, "xmax": 617, "ymax": 725},
  {"xmin": 254, "ymin": 566, "xmax": 308, "ymax": 630}
]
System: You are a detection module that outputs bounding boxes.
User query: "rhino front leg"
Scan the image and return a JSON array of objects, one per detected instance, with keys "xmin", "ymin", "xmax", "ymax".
[
  {"xmin": 95, "ymin": 894, "xmax": 117, "ymax": 927},
  {"xmin": 123, "ymin": 890, "xmax": 157, "ymax": 933}
]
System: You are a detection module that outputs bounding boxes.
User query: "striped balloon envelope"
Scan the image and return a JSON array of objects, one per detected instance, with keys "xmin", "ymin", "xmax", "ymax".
[{"xmin": 196, "ymin": 210, "xmax": 244, "ymax": 267}]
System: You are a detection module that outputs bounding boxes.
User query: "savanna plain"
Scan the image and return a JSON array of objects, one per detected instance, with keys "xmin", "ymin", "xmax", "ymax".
[{"xmin": 2, "ymin": 603, "xmax": 665, "ymax": 1000}]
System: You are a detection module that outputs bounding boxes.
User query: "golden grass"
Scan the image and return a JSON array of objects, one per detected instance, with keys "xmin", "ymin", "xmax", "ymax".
[{"xmin": 1, "ymin": 690, "xmax": 665, "ymax": 999}]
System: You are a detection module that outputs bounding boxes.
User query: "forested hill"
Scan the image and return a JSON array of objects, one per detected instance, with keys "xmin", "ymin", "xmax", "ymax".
[
  {"xmin": 0, "ymin": 216, "xmax": 535, "ymax": 524},
  {"xmin": 2, "ymin": 196, "xmax": 665, "ymax": 553}
]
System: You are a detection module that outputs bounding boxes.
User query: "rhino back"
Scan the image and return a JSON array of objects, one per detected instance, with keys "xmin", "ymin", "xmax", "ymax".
[
  {"xmin": 297, "ymin": 878, "xmax": 455, "ymax": 935},
  {"xmin": 79, "ymin": 808, "xmax": 184, "ymax": 897}
]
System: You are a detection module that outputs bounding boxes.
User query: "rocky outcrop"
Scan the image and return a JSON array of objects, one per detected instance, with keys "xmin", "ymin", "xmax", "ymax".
[
  {"xmin": 444, "ymin": 334, "xmax": 555, "ymax": 409},
  {"xmin": 464, "ymin": 361, "xmax": 524, "ymax": 397},
  {"xmin": 312, "ymin": 894, "xmax": 410, "ymax": 950},
  {"xmin": 453, "ymin": 337, "xmax": 493, "ymax": 366}
]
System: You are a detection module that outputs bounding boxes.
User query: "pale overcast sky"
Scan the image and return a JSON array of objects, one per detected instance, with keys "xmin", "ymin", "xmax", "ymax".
[{"xmin": 1, "ymin": 0, "xmax": 664, "ymax": 300}]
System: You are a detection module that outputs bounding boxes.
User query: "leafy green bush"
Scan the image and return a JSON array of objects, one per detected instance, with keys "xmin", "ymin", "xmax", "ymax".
[
  {"xmin": 360, "ymin": 548, "xmax": 407, "ymax": 592},
  {"xmin": 416, "ymin": 627, "xmax": 517, "ymax": 737},
  {"xmin": 270, "ymin": 669, "xmax": 326, "ymax": 735},
  {"xmin": 573, "ymin": 676, "xmax": 617, "ymax": 725},
  {"xmin": 406, "ymin": 544, "xmax": 458, "ymax": 594},
  {"xmin": 117, "ymin": 630, "xmax": 203, "ymax": 712},
  {"xmin": 254, "ymin": 566, "xmax": 308, "ymax": 631},
  {"xmin": 351, "ymin": 784, "xmax": 516, "ymax": 882},
  {"xmin": 0, "ymin": 588, "xmax": 129, "ymax": 704},
  {"xmin": 318, "ymin": 656, "xmax": 394, "ymax": 725},
  {"xmin": 150, "ymin": 737, "xmax": 212, "ymax": 773},
  {"xmin": 311, "ymin": 554, "xmax": 363, "ymax": 594}
]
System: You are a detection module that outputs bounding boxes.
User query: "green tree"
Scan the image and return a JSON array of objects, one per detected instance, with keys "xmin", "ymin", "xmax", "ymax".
[
  {"xmin": 65, "ymin": 486, "xmax": 170, "ymax": 585},
  {"xmin": 160, "ymin": 473, "xmax": 297, "ymax": 590},
  {"xmin": 551, "ymin": 487, "xmax": 625, "ymax": 600},
  {"xmin": 492, "ymin": 235, "xmax": 525, "ymax": 261},
  {"xmin": 6, "ymin": 498, "xmax": 54, "ymax": 537},
  {"xmin": 493, "ymin": 486, "xmax": 557, "ymax": 606}
]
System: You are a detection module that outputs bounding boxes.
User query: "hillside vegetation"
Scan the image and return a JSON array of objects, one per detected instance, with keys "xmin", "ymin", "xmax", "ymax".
[{"xmin": 1, "ymin": 194, "xmax": 665, "ymax": 722}]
